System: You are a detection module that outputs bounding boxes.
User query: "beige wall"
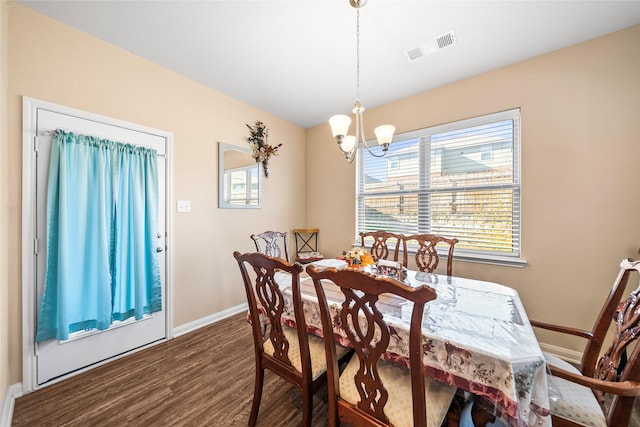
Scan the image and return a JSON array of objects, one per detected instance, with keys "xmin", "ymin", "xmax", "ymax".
[
  {"xmin": 4, "ymin": 2, "xmax": 640, "ymax": 389},
  {"xmin": 5, "ymin": 4, "xmax": 306, "ymax": 384},
  {"xmin": 1, "ymin": 0, "xmax": 10, "ymax": 408},
  {"xmin": 306, "ymin": 24, "xmax": 640, "ymax": 354}
]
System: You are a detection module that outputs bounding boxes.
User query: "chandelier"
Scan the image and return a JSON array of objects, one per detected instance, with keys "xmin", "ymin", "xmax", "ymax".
[{"xmin": 329, "ymin": 0, "xmax": 395, "ymax": 163}]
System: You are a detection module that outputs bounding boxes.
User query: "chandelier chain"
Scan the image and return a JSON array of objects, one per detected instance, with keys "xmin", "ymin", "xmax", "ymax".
[
  {"xmin": 328, "ymin": 0, "xmax": 394, "ymax": 163},
  {"xmin": 356, "ymin": 7, "xmax": 360, "ymax": 104}
]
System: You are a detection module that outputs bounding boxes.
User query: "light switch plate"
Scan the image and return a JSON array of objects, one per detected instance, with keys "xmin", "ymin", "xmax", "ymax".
[{"xmin": 177, "ymin": 200, "xmax": 191, "ymax": 213}]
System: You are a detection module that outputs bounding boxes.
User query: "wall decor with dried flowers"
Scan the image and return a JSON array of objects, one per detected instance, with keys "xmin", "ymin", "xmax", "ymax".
[{"xmin": 245, "ymin": 121, "xmax": 282, "ymax": 177}]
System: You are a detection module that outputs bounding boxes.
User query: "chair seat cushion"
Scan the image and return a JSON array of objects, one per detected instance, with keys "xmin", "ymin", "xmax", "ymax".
[
  {"xmin": 544, "ymin": 351, "xmax": 582, "ymax": 374},
  {"xmin": 339, "ymin": 353, "xmax": 457, "ymax": 427},
  {"xmin": 264, "ymin": 325, "xmax": 349, "ymax": 380},
  {"xmin": 296, "ymin": 251, "xmax": 324, "ymax": 262},
  {"xmin": 547, "ymin": 373, "xmax": 607, "ymax": 427}
]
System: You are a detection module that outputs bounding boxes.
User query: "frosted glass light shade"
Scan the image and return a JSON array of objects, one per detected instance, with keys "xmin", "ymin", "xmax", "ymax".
[
  {"xmin": 340, "ymin": 135, "xmax": 356, "ymax": 153},
  {"xmin": 374, "ymin": 124, "xmax": 395, "ymax": 145},
  {"xmin": 329, "ymin": 115, "xmax": 351, "ymax": 138}
]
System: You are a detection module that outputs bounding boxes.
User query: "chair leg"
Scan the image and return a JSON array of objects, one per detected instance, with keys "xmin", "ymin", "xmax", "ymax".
[
  {"xmin": 301, "ymin": 388, "xmax": 313, "ymax": 427},
  {"xmin": 327, "ymin": 391, "xmax": 339, "ymax": 427},
  {"xmin": 249, "ymin": 364, "xmax": 265, "ymax": 427}
]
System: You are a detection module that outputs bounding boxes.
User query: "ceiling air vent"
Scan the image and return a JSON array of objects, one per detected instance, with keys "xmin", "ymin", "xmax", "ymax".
[{"xmin": 404, "ymin": 30, "xmax": 457, "ymax": 63}]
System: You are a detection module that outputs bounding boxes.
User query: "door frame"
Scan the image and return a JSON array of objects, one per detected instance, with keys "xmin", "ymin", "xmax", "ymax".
[{"xmin": 21, "ymin": 96, "xmax": 175, "ymax": 393}]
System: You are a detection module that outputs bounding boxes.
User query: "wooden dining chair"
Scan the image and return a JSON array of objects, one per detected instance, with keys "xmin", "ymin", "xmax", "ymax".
[
  {"xmin": 250, "ymin": 230, "xmax": 289, "ymax": 261},
  {"xmin": 403, "ymin": 233, "xmax": 459, "ymax": 276},
  {"xmin": 359, "ymin": 230, "xmax": 408, "ymax": 267},
  {"xmin": 234, "ymin": 251, "xmax": 349, "ymax": 426},
  {"xmin": 306, "ymin": 265, "xmax": 457, "ymax": 427},
  {"xmin": 531, "ymin": 258, "xmax": 640, "ymax": 379},
  {"xmin": 543, "ymin": 259, "xmax": 640, "ymax": 426}
]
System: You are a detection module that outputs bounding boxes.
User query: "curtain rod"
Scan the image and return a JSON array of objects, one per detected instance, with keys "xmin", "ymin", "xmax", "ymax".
[{"xmin": 43, "ymin": 129, "xmax": 166, "ymax": 157}]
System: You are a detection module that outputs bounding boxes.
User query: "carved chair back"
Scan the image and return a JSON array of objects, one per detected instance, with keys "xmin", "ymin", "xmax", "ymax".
[
  {"xmin": 594, "ymin": 263, "xmax": 640, "ymax": 425},
  {"xmin": 359, "ymin": 230, "xmax": 408, "ymax": 267},
  {"xmin": 250, "ymin": 230, "xmax": 289, "ymax": 262},
  {"xmin": 547, "ymin": 259, "xmax": 640, "ymax": 427},
  {"xmin": 531, "ymin": 258, "xmax": 640, "ymax": 381},
  {"xmin": 234, "ymin": 251, "xmax": 315, "ymax": 425},
  {"xmin": 307, "ymin": 265, "xmax": 440, "ymax": 427},
  {"xmin": 403, "ymin": 234, "xmax": 459, "ymax": 276}
]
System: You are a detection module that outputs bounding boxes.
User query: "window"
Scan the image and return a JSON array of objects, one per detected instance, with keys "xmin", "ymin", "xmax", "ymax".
[
  {"xmin": 224, "ymin": 165, "xmax": 260, "ymax": 206},
  {"xmin": 356, "ymin": 109, "xmax": 521, "ymax": 264}
]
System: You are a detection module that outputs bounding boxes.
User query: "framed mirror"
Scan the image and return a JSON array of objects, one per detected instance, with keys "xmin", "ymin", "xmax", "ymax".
[{"xmin": 218, "ymin": 142, "xmax": 262, "ymax": 209}]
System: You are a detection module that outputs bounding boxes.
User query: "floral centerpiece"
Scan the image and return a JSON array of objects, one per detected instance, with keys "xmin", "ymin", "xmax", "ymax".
[
  {"xmin": 246, "ymin": 121, "xmax": 282, "ymax": 178},
  {"xmin": 342, "ymin": 247, "xmax": 375, "ymax": 269}
]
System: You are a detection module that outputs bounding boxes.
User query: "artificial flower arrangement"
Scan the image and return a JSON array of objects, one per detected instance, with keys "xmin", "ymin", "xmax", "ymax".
[
  {"xmin": 246, "ymin": 121, "xmax": 282, "ymax": 177},
  {"xmin": 342, "ymin": 247, "xmax": 375, "ymax": 268}
]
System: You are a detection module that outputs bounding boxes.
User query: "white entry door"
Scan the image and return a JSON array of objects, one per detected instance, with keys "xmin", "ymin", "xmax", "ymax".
[{"xmin": 24, "ymin": 100, "xmax": 172, "ymax": 387}]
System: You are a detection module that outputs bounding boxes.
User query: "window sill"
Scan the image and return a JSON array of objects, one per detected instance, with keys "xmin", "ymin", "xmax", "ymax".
[{"xmin": 454, "ymin": 253, "xmax": 527, "ymax": 268}]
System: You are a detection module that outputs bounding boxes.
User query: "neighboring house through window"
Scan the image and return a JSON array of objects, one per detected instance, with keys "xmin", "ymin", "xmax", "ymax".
[{"xmin": 356, "ymin": 108, "xmax": 522, "ymax": 265}]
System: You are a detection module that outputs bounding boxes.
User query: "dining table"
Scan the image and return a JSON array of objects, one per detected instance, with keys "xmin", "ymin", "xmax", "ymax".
[{"xmin": 273, "ymin": 258, "xmax": 552, "ymax": 427}]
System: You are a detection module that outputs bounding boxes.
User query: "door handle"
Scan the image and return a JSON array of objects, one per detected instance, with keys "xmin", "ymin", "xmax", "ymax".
[{"xmin": 156, "ymin": 247, "xmax": 164, "ymax": 253}]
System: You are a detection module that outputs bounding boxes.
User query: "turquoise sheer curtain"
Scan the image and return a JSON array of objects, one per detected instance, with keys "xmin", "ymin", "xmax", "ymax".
[
  {"xmin": 36, "ymin": 130, "xmax": 162, "ymax": 342},
  {"xmin": 112, "ymin": 143, "xmax": 162, "ymax": 321}
]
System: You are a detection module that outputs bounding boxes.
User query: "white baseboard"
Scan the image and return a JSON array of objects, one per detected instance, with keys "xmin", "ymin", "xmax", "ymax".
[
  {"xmin": 1, "ymin": 383, "xmax": 23, "ymax": 427},
  {"xmin": 539, "ymin": 341, "xmax": 582, "ymax": 365},
  {"xmin": 172, "ymin": 302, "xmax": 248, "ymax": 338}
]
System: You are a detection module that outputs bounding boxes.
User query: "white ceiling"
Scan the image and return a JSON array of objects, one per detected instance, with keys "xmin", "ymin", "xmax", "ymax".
[{"xmin": 17, "ymin": 0, "xmax": 640, "ymax": 129}]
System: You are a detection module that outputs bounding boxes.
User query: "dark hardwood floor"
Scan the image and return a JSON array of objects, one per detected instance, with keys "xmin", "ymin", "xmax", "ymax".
[
  {"xmin": 12, "ymin": 312, "xmax": 640, "ymax": 426},
  {"xmin": 12, "ymin": 312, "xmax": 330, "ymax": 426}
]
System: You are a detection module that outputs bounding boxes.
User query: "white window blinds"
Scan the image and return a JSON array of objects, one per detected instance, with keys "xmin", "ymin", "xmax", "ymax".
[{"xmin": 356, "ymin": 109, "xmax": 521, "ymax": 259}]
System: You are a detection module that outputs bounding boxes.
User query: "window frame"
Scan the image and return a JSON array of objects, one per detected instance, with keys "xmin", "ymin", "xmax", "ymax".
[
  {"xmin": 355, "ymin": 109, "xmax": 525, "ymax": 267},
  {"xmin": 223, "ymin": 164, "xmax": 260, "ymax": 206}
]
